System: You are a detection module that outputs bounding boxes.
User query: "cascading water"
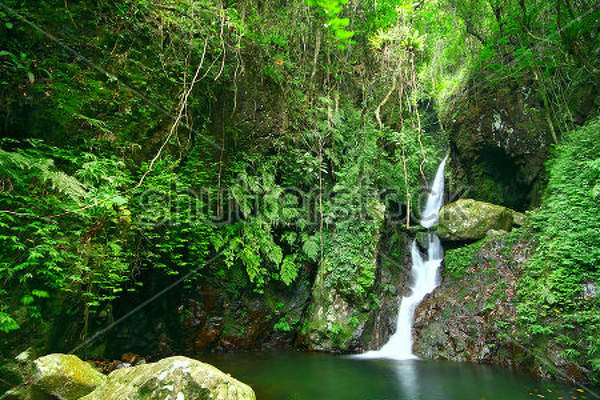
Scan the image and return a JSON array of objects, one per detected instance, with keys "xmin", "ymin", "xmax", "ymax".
[
  {"xmin": 357, "ymin": 156, "xmax": 447, "ymax": 360},
  {"xmin": 421, "ymin": 156, "xmax": 448, "ymax": 229}
]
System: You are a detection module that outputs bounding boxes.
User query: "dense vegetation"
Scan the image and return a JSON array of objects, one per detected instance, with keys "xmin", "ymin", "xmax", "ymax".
[
  {"xmin": 0, "ymin": 0, "xmax": 599, "ymax": 390},
  {"xmin": 517, "ymin": 117, "xmax": 600, "ymax": 377}
]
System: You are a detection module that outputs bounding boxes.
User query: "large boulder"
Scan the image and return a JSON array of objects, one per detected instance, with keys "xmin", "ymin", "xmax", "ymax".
[
  {"xmin": 33, "ymin": 354, "xmax": 105, "ymax": 400},
  {"xmin": 437, "ymin": 199, "xmax": 514, "ymax": 241},
  {"xmin": 81, "ymin": 356, "xmax": 255, "ymax": 400}
]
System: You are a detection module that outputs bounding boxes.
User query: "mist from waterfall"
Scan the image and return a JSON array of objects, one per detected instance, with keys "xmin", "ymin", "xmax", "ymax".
[{"xmin": 356, "ymin": 156, "xmax": 447, "ymax": 360}]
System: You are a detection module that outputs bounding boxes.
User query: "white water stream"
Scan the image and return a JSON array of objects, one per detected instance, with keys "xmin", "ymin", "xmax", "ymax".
[{"xmin": 357, "ymin": 156, "xmax": 447, "ymax": 360}]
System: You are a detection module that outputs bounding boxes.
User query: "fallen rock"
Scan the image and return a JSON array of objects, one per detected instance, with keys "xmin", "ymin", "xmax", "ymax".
[
  {"xmin": 33, "ymin": 354, "xmax": 105, "ymax": 400},
  {"xmin": 81, "ymin": 356, "xmax": 255, "ymax": 400},
  {"xmin": 437, "ymin": 199, "xmax": 514, "ymax": 241}
]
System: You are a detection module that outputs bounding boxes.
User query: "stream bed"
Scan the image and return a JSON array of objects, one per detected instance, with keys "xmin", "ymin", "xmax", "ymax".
[{"xmin": 199, "ymin": 351, "xmax": 593, "ymax": 400}]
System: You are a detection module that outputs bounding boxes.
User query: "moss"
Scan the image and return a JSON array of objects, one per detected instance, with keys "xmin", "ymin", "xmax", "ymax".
[
  {"xmin": 438, "ymin": 199, "xmax": 515, "ymax": 241},
  {"xmin": 444, "ymin": 238, "xmax": 488, "ymax": 278},
  {"xmin": 221, "ymin": 310, "xmax": 247, "ymax": 337},
  {"xmin": 32, "ymin": 354, "xmax": 105, "ymax": 400},
  {"xmin": 82, "ymin": 357, "xmax": 255, "ymax": 400}
]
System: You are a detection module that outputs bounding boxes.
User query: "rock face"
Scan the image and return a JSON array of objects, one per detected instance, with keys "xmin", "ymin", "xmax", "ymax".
[
  {"xmin": 447, "ymin": 78, "xmax": 552, "ymax": 210},
  {"xmin": 180, "ymin": 270, "xmax": 312, "ymax": 354},
  {"xmin": 413, "ymin": 234, "xmax": 592, "ymax": 383},
  {"xmin": 102, "ymin": 262, "xmax": 313, "ymax": 358},
  {"xmin": 305, "ymin": 201, "xmax": 410, "ymax": 352},
  {"xmin": 33, "ymin": 354, "xmax": 105, "ymax": 400},
  {"xmin": 437, "ymin": 199, "xmax": 515, "ymax": 241},
  {"xmin": 81, "ymin": 356, "xmax": 255, "ymax": 400},
  {"xmin": 413, "ymin": 237, "xmax": 523, "ymax": 363}
]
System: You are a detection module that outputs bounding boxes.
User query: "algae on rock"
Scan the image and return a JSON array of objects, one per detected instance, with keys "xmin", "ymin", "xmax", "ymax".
[
  {"xmin": 81, "ymin": 356, "xmax": 255, "ymax": 400},
  {"xmin": 437, "ymin": 199, "xmax": 516, "ymax": 241},
  {"xmin": 33, "ymin": 354, "xmax": 105, "ymax": 400}
]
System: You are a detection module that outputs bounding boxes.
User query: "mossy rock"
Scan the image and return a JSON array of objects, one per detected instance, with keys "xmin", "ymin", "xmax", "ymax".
[
  {"xmin": 33, "ymin": 354, "xmax": 105, "ymax": 400},
  {"xmin": 81, "ymin": 356, "xmax": 255, "ymax": 400},
  {"xmin": 438, "ymin": 199, "xmax": 515, "ymax": 241},
  {"xmin": 305, "ymin": 200, "xmax": 386, "ymax": 352}
]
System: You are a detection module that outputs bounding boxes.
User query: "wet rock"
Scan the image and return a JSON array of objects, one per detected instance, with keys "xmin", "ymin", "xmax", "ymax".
[
  {"xmin": 438, "ymin": 199, "xmax": 514, "ymax": 241},
  {"xmin": 415, "ymin": 231, "xmax": 431, "ymax": 249},
  {"xmin": 120, "ymin": 353, "xmax": 143, "ymax": 365},
  {"xmin": 583, "ymin": 283, "xmax": 599, "ymax": 299},
  {"xmin": 413, "ymin": 233, "xmax": 597, "ymax": 384},
  {"xmin": 413, "ymin": 236, "xmax": 522, "ymax": 366},
  {"xmin": 80, "ymin": 356, "xmax": 255, "ymax": 400},
  {"xmin": 32, "ymin": 354, "xmax": 105, "ymax": 400},
  {"xmin": 179, "ymin": 263, "xmax": 312, "ymax": 353}
]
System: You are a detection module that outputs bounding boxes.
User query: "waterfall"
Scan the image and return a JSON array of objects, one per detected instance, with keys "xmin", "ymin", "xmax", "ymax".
[
  {"xmin": 420, "ymin": 156, "xmax": 448, "ymax": 229},
  {"xmin": 356, "ymin": 156, "xmax": 447, "ymax": 360}
]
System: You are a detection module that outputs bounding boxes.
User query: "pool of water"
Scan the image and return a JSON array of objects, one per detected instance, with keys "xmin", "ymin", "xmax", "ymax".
[{"xmin": 198, "ymin": 352, "xmax": 594, "ymax": 400}]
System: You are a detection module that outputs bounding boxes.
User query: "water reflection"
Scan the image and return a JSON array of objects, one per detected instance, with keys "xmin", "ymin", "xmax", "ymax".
[
  {"xmin": 200, "ymin": 352, "xmax": 585, "ymax": 400},
  {"xmin": 393, "ymin": 360, "xmax": 419, "ymax": 400}
]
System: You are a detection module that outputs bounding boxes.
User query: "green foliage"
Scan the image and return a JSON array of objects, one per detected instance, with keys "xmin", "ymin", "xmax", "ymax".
[
  {"xmin": 306, "ymin": 0, "xmax": 354, "ymax": 47},
  {"xmin": 323, "ymin": 221, "xmax": 380, "ymax": 299},
  {"xmin": 0, "ymin": 0, "xmax": 596, "ymax": 370},
  {"xmin": 0, "ymin": 311, "xmax": 19, "ymax": 333},
  {"xmin": 444, "ymin": 238, "xmax": 488, "ymax": 278},
  {"xmin": 516, "ymin": 117, "xmax": 600, "ymax": 379}
]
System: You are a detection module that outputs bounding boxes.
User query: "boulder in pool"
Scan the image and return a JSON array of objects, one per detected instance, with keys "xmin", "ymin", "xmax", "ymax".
[
  {"xmin": 437, "ymin": 199, "xmax": 515, "ymax": 241},
  {"xmin": 81, "ymin": 356, "xmax": 255, "ymax": 400},
  {"xmin": 33, "ymin": 353, "xmax": 106, "ymax": 400}
]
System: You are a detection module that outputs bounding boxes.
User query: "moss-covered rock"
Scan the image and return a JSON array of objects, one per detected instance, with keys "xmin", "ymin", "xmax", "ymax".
[
  {"xmin": 32, "ymin": 354, "xmax": 105, "ymax": 400},
  {"xmin": 437, "ymin": 199, "xmax": 515, "ymax": 241},
  {"xmin": 414, "ymin": 235, "xmax": 527, "ymax": 365},
  {"xmin": 305, "ymin": 203, "xmax": 387, "ymax": 352},
  {"xmin": 305, "ymin": 201, "xmax": 411, "ymax": 352},
  {"xmin": 81, "ymin": 356, "xmax": 255, "ymax": 400}
]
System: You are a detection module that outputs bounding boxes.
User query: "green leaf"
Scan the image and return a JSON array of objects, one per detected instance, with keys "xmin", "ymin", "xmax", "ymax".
[
  {"xmin": 32, "ymin": 290, "xmax": 49, "ymax": 298},
  {"xmin": 302, "ymin": 235, "xmax": 320, "ymax": 261},
  {"xmin": 280, "ymin": 255, "xmax": 299, "ymax": 286},
  {"xmin": 0, "ymin": 312, "xmax": 19, "ymax": 333}
]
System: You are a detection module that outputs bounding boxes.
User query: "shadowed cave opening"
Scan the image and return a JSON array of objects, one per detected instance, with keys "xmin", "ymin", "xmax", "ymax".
[{"xmin": 467, "ymin": 147, "xmax": 532, "ymax": 211}]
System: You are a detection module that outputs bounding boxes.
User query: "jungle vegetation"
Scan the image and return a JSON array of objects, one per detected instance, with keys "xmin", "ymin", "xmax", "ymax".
[{"xmin": 0, "ymin": 0, "xmax": 599, "ymax": 385}]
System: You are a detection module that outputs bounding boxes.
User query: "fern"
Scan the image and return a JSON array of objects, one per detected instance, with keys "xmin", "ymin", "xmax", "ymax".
[{"xmin": 0, "ymin": 148, "xmax": 86, "ymax": 202}]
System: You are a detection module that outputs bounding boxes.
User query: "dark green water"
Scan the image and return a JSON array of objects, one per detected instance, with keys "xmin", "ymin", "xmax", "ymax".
[{"xmin": 199, "ymin": 352, "xmax": 595, "ymax": 400}]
